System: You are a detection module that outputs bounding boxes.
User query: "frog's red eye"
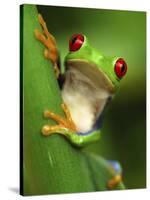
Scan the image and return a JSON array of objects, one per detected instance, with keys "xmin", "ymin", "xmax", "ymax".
[
  {"xmin": 69, "ymin": 34, "xmax": 84, "ymax": 51},
  {"xmin": 114, "ymin": 58, "xmax": 127, "ymax": 79}
]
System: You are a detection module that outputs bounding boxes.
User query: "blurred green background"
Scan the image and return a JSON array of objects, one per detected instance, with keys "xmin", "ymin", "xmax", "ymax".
[{"xmin": 37, "ymin": 5, "xmax": 146, "ymax": 189}]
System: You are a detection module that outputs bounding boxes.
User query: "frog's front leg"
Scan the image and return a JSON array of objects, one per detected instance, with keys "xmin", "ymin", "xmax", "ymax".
[
  {"xmin": 42, "ymin": 103, "xmax": 100, "ymax": 147},
  {"xmin": 42, "ymin": 103, "xmax": 100, "ymax": 146},
  {"xmin": 42, "ymin": 103, "xmax": 77, "ymax": 136},
  {"xmin": 34, "ymin": 14, "xmax": 60, "ymax": 78},
  {"xmin": 41, "ymin": 103, "xmax": 84, "ymax": 146}
]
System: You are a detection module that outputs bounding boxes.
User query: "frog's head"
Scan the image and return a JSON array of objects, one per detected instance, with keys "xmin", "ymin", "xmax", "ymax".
[{"xmin": 65, "ymin": 34, "xmax": 127, "ymax": 95}]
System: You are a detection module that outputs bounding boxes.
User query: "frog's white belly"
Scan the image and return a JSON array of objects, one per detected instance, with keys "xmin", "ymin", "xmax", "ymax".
[
  {"xmin": 62, "ymin": 91, "xmax": 95, "ymax": 133},
  {"xmin": 61, "ymin": 68, "xmax": 110, "ymax": 133}
]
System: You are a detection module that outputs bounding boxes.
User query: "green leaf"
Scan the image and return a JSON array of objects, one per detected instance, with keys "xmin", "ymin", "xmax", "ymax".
[{"xmin": 21, "ymin": 4, "xmax": 125, "ymax": 196}]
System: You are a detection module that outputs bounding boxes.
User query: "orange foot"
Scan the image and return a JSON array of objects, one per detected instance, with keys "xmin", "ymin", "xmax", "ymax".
[
  {"xmin": 34, "ymin": 14, "xmax": 60, "ymax": 78},
  {"xmin": 42, "ymin": 103, "xmax": 77, "ymax": 136},
  {"xmin": 107, "ymin": 175, "xmax": 122, "ymax": 189}
]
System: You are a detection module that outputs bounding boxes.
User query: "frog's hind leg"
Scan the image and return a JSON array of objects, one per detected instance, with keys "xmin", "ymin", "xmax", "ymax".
[
  {"xmin": 34, "ymin": 14, "xmax": 60, "ymax": 78},
  {"xmin": 42, "ymin": 103, "xmax": 101, "ymax": 146},
  {"xmin": 107, "ymin": 175, "xmax": 122, "ymax": 189},
  {"xmin": 107, "ymin": 160, "xmax": 123, "ymax": 189}
]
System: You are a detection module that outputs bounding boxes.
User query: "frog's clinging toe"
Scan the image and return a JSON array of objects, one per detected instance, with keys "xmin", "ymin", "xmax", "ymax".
[
  {"xmin": 42, "ymin": 124, "xmax": 64, "ymax": 136},
  {"xmin": 44, "ymin": 49, "xmax": 49, "ymax": 59},
  {"xmin": 35, "ymin": 14, "xmax": 60, "ymax": 77},
  {"xmin": 42, "ymin": 125, "xmax": 51, "ymax": 136}
]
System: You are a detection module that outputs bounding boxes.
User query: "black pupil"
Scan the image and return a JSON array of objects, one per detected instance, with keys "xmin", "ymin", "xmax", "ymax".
[
  {"xmin": 72, "ymin": 37, "xmax": 77, "ymax": 44},
  {"xmin": 121, "ymin": 64, "xmax": 125, "ymax": 73}
]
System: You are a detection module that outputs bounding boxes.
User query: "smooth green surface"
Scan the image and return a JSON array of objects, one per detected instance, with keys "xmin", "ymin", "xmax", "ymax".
[
  {"xmin": 37, "ymin": 5, "xmax": 146, "ymax": 189},
  {"xmin": 22, "ymin": 4, "xmax": 125, "ymax": 195}
]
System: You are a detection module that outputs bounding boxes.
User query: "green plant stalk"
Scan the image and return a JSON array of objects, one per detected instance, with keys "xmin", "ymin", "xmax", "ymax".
[
  {"xmin": 22, "ymin": 4, "xmax": 95, "ymax": 195},
  {"xmin": 21, "ymin": 4, "xmax": 125, "ymax": 196}
]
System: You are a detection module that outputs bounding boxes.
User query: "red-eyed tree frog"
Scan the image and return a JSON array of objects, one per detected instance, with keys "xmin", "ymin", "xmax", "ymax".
[
  {"xmin": 34, "ymin": 14, "xmax": 127, "ymax": 190},
  {"xmin": 34, "ymin": 14, "xmax": 127, "ymax": 147}
]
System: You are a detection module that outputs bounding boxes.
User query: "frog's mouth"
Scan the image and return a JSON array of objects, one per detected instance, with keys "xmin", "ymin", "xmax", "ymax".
[{"xmin": 66, "ymin": 59, "xmax": 115, "ymax": 94}]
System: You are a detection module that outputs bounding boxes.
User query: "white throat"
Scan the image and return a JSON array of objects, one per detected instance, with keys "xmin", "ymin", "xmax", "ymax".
[{"xmin": 62, "ymin": 67, "xmax": 111, "ymax": 133}]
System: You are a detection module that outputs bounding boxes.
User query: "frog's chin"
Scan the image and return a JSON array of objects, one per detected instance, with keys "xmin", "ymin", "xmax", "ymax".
[{"xmin": 66, "ymin": 59, "xmax": 115, "ymax": 94}]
